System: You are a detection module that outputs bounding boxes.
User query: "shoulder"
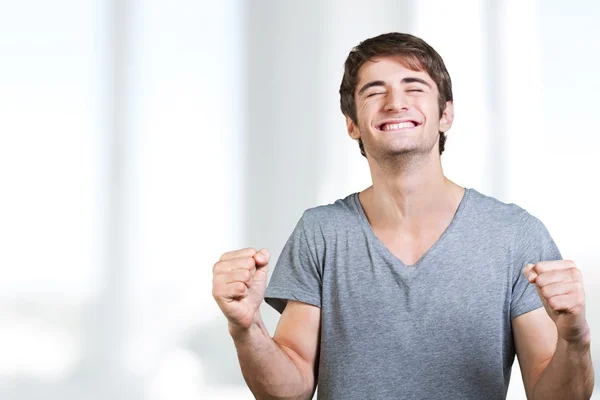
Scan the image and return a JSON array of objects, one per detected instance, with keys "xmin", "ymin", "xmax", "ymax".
[
  {"xmin": 299, "ymin": 193, "xmax": 360, "ymax": 234},
  {"xmin": 464, "ymin": 189, "xmax": 559, "ymax": 261},
  {"xmin": 466, "ymin": 189, "xmax": 543, "ymax": 228}
]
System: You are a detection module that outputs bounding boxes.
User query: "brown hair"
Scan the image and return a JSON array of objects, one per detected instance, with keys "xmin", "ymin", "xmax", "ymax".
[{"xmin": 339, "ymin": 32, "xmax": 453, "ymax": 157}]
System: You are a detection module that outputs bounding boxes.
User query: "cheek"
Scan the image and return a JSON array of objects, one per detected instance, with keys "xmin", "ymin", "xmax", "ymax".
[
  {"xmin": 356, "ymin": 100, "xmax": 380, "ymax": 124},
  {"xmin": 358, "ymin": 99, "xmax": 378, "ymax": 114},
  {"xmin": 416, "ymin": 100, "xmax": 441, "ymax": 126}
]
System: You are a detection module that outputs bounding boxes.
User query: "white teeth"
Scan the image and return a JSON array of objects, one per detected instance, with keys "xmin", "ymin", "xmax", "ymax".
[{"xmin": 381, "ymin": 121, "xmax": 416, "ymax": 131}]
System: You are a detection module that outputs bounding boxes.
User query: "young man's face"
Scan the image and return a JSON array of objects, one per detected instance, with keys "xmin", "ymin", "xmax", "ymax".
[{"xmin": 347, "ymin": 56, "xmax": 453, "ymax": 160}]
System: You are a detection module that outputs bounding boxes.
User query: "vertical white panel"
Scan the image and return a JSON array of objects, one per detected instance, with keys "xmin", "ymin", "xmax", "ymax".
[
  {"xmin": 124, "ymin": 0, "xmax": 249, "ymax": 398},
  {"xmin": 0, "ymin": 0, "xmax": 111, "ymax": 399},
  {"xmin": 413, "ymin": 0, "xmax": 492, "ymax": 195},
  {"xmin": 0, "ymin": 1, "xmax": 102, "ymax": 299}
]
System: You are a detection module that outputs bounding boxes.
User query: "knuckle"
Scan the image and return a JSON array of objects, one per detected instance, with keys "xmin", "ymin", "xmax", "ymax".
[
  {"xmin": 236, "ymin": 283, "xmax": 247, "ymax": 295},
  {"xmin": 245, "ymin": 256, "xmax": 256, "ymax": 268},
  {"xmin": 213, "ymin": 261, "xmax": 227, "ymax": 275},
  {"xmin": 569, "ymin": 268, "xmax": 581, "ymax": 280},
  {"xmin": 241, "ymin": 247, "xmax": 257, "ymax": 257},
  {"xmin": 218, "ymin": 251, "xmax": 232, "ymax": 261},
  {"xmin": 242, "ymin": 269, "xmax": 252, "ymax": 281},
  {"xmin": 535, "ymin": 274, "xmax": 546, "ymax": 286},
  {"xmin": 540, "ymin": 286, "xmax": 552, "ymax": 299},
  {"xmin": 219, "ymin": 247, "xmax": 256, "ymax": 261}
]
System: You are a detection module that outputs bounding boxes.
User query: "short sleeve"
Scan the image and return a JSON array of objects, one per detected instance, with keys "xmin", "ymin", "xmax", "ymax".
[
  {"xmin": 264, "ymin": 212, "xmax": 322, "ymax": 313},
  {"xmin": 510, "ymin": 213, "xmax": 562, "ymax": 319}
]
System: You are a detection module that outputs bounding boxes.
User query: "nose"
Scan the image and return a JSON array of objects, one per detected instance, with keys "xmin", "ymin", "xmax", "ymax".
[{"xmin": 384, "ymin": 90, "xmax": 409, "ymax": 112}]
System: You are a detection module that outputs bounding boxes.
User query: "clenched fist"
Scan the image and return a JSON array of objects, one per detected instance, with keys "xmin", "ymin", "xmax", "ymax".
[
  {"xmin": 212, "ymin": 248, "xmax": 270, "ymax": 331},
  {"xmin": 522, "ymin": 260, "xmax": 590, "ymax": 344}
]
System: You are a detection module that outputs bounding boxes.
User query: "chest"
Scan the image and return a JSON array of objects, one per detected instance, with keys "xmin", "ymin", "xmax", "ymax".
[
  {"xmin": 375, "ymin": 228, "xmax": 442, "ymax": 266},
  {"xmin": 321, "ymin": 243, "xmax": 512, "ymax": 343},
  {"xmin": 370, "ymin": 210, "xmax": 458, "ymax": 266}
]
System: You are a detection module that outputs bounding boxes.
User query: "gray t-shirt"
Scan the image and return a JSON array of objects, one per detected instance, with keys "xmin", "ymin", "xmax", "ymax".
[{"xmin": 265, "ymin": 188, "xmax": 561, "ymax": 400}]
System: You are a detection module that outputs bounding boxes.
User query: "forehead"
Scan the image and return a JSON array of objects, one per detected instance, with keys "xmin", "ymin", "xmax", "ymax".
[{"xmin": 357, "ymin": 56, "xmax": 434, "ymax": 86}]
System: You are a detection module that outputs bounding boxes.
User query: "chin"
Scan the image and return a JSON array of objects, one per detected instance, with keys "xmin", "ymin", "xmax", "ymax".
[
  {"xmin": 385, "ymin": 141, "xmax": 423, "ymax": 154},
  {"xmin": 364, "ymin": 136, "xmax": 434, "ymax": 159},
  {"xmin": 370, "ymin": 147, "xmax": 418, "ymax": 160},
  {"xmin": 382, "ymin": 142, "xmax": 440, "ymax": 159}
]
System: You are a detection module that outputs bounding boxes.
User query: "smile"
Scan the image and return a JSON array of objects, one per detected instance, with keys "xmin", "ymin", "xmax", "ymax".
[{"xmin": 377, "ymin": 120, "xmax": 421, "ymax": 131}]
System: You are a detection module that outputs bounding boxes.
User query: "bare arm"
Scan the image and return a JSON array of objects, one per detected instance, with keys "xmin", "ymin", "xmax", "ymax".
[
  {"xmin": 532, "ymin": 334, "xmax": 594, "ymax": 400},
  {"xmin": 213, "ymin": 248, "xmax": 321, "ymax": 399},
  {"xmin": 229, "ymin": 301, "xmax": 321, "ymax": 400},
  {"xmin": 516, "ymin": 261, "xmax": 595, "ymax": 399},
  {"xmin": 514, "ymin": 308, "xmax": 594, "ymax": 400}
]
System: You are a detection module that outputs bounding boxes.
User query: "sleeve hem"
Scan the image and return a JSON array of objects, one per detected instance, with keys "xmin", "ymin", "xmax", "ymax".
[
  {"xmin": 511, "ymin": 302, "xmax": 544, "ymax": 320},
  {"xmin": 264, "ymin": 287, "xmax": 321, "ymax": 314}
]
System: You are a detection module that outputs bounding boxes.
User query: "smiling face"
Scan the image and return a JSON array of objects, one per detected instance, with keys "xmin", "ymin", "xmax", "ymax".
[{"xmin": 347, "ymin": 56, "xmax": 454, "ymax": 160}]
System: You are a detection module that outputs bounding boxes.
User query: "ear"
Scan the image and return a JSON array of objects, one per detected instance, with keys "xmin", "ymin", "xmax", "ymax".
[
  {"xmin": 439, "ymin": 101, "xmax": 454, "ymax": 133},
  {"xmin": 346, "ymin": 115, "xmax": 361, "ymax": 140}
]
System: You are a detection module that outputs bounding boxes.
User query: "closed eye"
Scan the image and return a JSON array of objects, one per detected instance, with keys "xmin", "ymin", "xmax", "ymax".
[
  {"xmin": 367, "ymin": 92, "xmax": 385, "ymax": 97},
  {"xmin": 407, "ymin": 89, "xmax": 423, "ymax": 92}
]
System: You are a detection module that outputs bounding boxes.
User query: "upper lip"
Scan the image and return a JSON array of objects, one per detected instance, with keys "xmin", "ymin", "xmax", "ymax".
[{"xmin": 376, "ymin": 118, "xmax": 422, "ymax": 130}]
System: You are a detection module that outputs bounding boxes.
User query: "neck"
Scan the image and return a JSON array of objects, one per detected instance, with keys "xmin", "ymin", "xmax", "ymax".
[{"xmin": 360, "ymin": 152, "xmax": 464, "ymax": 230}]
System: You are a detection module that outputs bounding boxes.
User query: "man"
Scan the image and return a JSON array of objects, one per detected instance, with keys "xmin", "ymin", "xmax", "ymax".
[{"xmin": 212, "ymin": 33, "xmax": 594, "ymax": 399}]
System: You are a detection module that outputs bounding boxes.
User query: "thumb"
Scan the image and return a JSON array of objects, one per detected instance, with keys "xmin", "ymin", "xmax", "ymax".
[
  {"xmin": 523, "ymin": 263, "xmax": 552, "ymax": 313},
  {"xmin": 522, "ymin": 263, "xmax": 538, "ymax": 283},
  {"xmin": 253, "ymin": 248, "xmax": 270, "ymax": 268}
]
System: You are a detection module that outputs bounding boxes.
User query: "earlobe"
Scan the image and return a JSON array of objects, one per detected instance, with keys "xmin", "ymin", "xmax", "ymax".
[
  {"xmin": 440, "ymin": 118, "xmax": 449, "ymax": 132},
  {"xmin": 346, "ymin": 116, "xmax": 360, "ymax": 140},
  {"xmin": 440, "ymin": 101, "xmax": 454, "ymax": 133}
]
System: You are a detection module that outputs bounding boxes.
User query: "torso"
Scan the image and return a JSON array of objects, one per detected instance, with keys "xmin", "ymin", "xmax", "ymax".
[{"xmin": 264, "ymin": 188, "xmax": 559, "ymax": 400}]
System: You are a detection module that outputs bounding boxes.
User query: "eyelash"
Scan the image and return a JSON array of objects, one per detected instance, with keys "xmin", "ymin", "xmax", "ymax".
[{"xmin": 367, "ymin": 89, "xmax": 423, "ymax": 97}]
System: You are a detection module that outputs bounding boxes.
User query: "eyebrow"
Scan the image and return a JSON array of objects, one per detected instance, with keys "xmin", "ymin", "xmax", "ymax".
[{"xmin": 357, "ymin": 77, "xmax": 432, "ymax": 96}]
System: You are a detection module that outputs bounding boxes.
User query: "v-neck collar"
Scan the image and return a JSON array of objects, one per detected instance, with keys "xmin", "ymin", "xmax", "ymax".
[{"xmin": 352, "ymin": 188, "xmax": 471, "ymax": 269}]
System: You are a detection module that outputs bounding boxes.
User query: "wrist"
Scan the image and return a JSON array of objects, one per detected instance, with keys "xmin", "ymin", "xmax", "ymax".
[
  {"xmin": 228, "ymin": 313, "xmax": 264, "ymax": 339},
  {"xmin": 559, "ymin": 324, "xmax": 591, "ymax": 351}
]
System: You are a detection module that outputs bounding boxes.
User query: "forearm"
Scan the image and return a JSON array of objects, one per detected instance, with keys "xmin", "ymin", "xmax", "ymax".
[
  {"xmin": 532, "ymin": 335, "xmax": 594, "ymax": 400},
  {"xmin": 229, "ymin": 313, "xmax": 313, "ymax": 400}
]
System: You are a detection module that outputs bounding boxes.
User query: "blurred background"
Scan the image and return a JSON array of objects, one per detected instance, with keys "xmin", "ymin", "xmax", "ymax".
[{"xmin": 0, "ymin": 0, "xmax": 598, "ymax": 398}]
